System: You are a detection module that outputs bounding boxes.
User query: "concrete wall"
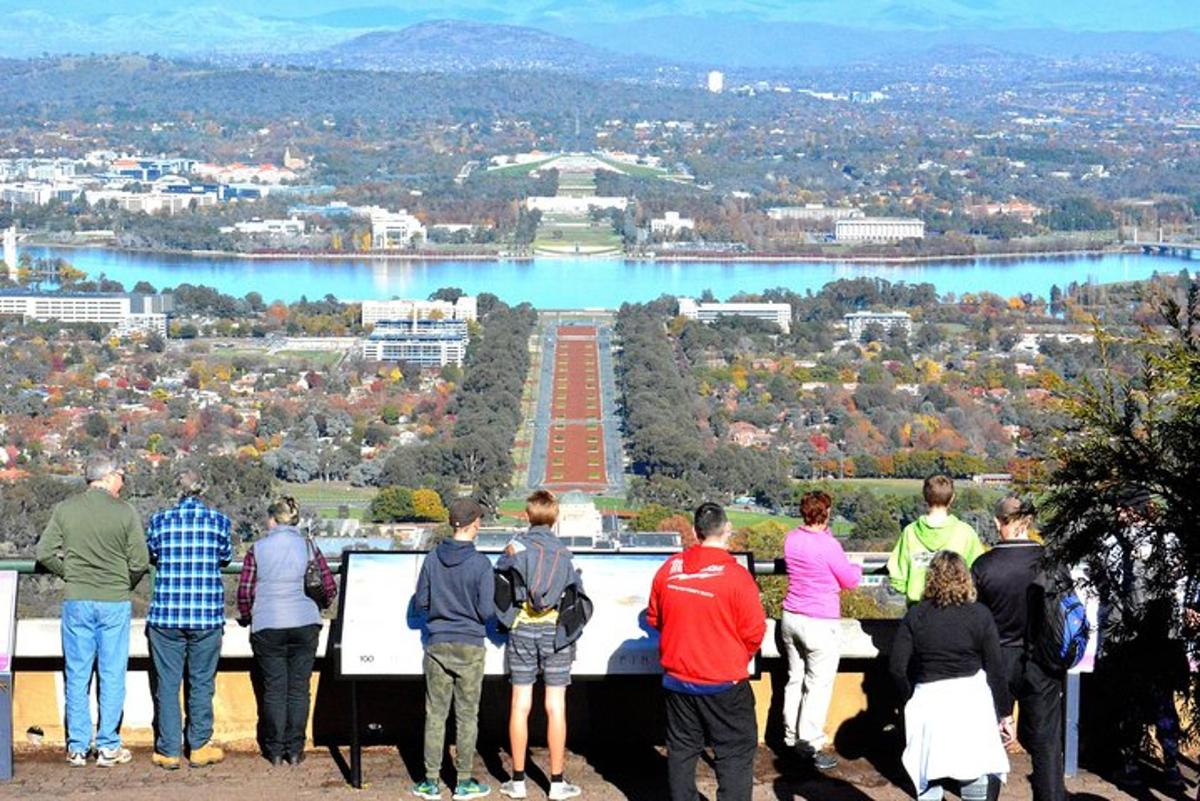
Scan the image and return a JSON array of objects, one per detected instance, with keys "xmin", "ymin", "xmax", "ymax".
[{"xmin": 10, "ymin": 618, "xmax": 900, "ymax": 752}]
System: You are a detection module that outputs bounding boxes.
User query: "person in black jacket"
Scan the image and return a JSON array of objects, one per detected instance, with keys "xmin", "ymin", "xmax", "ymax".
[
  {"xmin": 971, "ymin": 496, "xmax": 1065, "ymax": 801},
  {"xmin": 890, "ymin": 551, "xmax": 1009, "ymax": 801}
]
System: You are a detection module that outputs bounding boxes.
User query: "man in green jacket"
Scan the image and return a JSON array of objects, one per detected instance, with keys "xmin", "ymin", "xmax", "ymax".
[
  {"xmin": 36, "ymin": 455, "xmax": 149, "ymax": 768},
  {"xmin": 886, "ymin": 474, "xmax": 985, "ymax": 604}
]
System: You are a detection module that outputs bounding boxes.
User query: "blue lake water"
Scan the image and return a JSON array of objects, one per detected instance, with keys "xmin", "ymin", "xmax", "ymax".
[{"xmin": 24, "ymin": 247, "xmax": 1193, "ymax": 306}]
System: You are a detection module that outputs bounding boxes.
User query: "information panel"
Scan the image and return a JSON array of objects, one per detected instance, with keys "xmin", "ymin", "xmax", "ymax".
[{"xmin": 336, "ymin": 550, "xmax": 756, "ymax": 678}]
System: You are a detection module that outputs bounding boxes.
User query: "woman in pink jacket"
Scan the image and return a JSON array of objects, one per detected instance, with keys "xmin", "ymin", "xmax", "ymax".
[{"xmin": 781, "ymin": 490, "xmax": 862, "ymax": 770}]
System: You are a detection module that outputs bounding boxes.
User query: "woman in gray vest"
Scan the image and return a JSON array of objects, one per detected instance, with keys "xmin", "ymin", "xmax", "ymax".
[{"xmin": 236, "ymin": 497, "xmax": 337, "ymax": 766}]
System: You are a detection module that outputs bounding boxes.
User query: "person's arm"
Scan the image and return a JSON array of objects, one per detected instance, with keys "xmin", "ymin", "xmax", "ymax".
[
  {"xmin": 126, "ymin": 509, "xmax": 149, "ymax": 590},
  {"xmin": 886, "ymin": 534, "xmax": 908, "ymax": 595},
  {"xmin": 145, "ymin": 515, "xmax": 161, "ymax": 566},
  {"xmin": 963, "ymin": 528, "xmax": 987, "ymax": 567},
  {"xmin": 217, "ymin": 516, "xmax": 233, "ymax": 567},
  {"xmin": 236, "ymin": 547, "xmax": 257, "ymax": 623},
  {"xmin": 477, "ymin": 561, "xmax": 496, "ymax": 621},
  {"xmin": 646, "ymin": 562, "xmax": 664, "ymax": 631},
  {"xmin": 738, "ymin": 572, "xmax": 768, "ymax": 657},
  {"xmin": 415, "ymin": 559, "xmax": 432, "ymax": 613},
  {"xmin": 36, "ymin": 507, "xmax": 66, "ymax": 578},
  {"xmin": 888, "ymin": 614, "xmax": 916, "ymax": 701},
  {"xmin": 830, "ymin": 539, "xmax": 864, "ymax": 590},
  {"xmin": 978, "ymin": 607, "xmax": 1007, "ymax": 717}
]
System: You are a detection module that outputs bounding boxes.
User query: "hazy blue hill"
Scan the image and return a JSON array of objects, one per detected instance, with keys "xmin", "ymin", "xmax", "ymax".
[{"xmin": 287, "ymin": 19, "xmax": 656, "ymax": 75}]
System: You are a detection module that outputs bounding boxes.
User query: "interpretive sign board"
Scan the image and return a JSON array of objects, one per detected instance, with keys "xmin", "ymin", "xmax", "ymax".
[{"xmin": 335, "ymin": 550, "xmax": 757, "ymax": 679}]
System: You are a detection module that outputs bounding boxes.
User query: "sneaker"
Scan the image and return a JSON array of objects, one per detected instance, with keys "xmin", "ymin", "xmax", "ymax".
[
  {"xmin": 548, "ymin": 780, "xmax": 582, "ymax": 800},
  {"xmin": 499, "ymin": 780, "xmax": 527, "ymax": 799},
  {"xmin": 811, "ymin": 750, "xmax": 839, "ymax": 771},
  {"xmin": 413, "ymin": 779, "xmax": 443, "ymax": 799},
  {"xmin": 95, "ymin": 747, "xmax": 132, "ymax": 767},
  {"xmin": 66, "ymin": 751, "xmax": 88, "ymax": 767},
  {"xmin": 152, "ymin": 752, "xmax": 182, "ymax": 770},
  {"xmin": 189, "ymin": 743, "xmax": 225, "ymax": 767},
  {"xmin": 453, "ymin": 778, "xmax": 492, "ymax": 800}
]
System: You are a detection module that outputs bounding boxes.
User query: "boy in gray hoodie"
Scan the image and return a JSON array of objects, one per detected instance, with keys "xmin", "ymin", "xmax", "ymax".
[{"xmin": 412, "ymin": 498, "xmax": 495, "ymax": 801}]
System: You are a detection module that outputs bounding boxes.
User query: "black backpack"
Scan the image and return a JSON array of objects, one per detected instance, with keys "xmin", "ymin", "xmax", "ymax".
[{"xmin": 1026, "ymin": 569, "xmax": 1089, "ymax": 673}]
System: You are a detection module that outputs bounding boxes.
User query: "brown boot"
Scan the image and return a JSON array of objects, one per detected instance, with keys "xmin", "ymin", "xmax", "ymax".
[
  {"xmin": 152, "ymin": 752, "xmax": 181, "ymax": 770},
  {"xmin": 188, "ymin": 743, "xmax": 225, "ymax": 767}
]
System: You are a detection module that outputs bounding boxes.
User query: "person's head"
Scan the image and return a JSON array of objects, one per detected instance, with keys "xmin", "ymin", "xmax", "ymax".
[
  {"xmin": 923, "ymin": 474, "xmax": 955, "ymax": 511},
  {"xmin": 694, "ymin": 502, "xmax": 732, "ymax": 547},
  {"xmin": 923, "ymin": 550, "xmax": 976, "ymax": 608},
  {"xmin": 799, "ymin": 490, "xmax": 833, "ymax": 529},
  {"xmin": 84, "ymin": 455, "xmax": 124, "ymax": 497},
  {"xmin": 525, "ymin": 489, "xmax": 559, "ymax": 528},
  {"xmin": 448, "ymin": 497, "xmax": 483, "ymax": 540},
  {"xmin": 267, "ymin": 496, "xmax": 301, "ymax": 529},
  {"xmin": 175, "ymin": 468, "xmax": 206, "ymax": 499},
  {"xmin": 993, "ymin": 495, "xmax": 1035, "ymax": 540}
]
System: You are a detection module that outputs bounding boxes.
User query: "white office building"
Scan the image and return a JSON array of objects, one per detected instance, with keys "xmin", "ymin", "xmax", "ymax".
[
  {"xmin": 650, "ymin": 211, "xmax": 695, "ymax": 235},
  {"xmin": 0, "ymin": 291, "xmax": 173, "ymax": 334},
  {"xmin": 707, "ymin": 71, "xmax": 725, "ymax": 94},
  {"xmin": 360, "ymin": 296, "xmax": 477, "ymax": 326},
  {"xmin": 227, "ymin": 218, "xmax": 307, "ymax": 236},
  {"xmin": 767, "ymin": 204, "xmax": 865, "ymax": 222},
  {"xmin": 524, "ymin": 196, "xmax": 628, "ymax": 214},
  {"xmin": 366, "ymin": 207, "xmax": 426, "ymax": 249},
  {"xmin": 2, "ymin": 226, "xmax": 16, "ymax": 281},
  {"xmin": 835, "ymin": 218, "xmax": 925, "ymax": 243},
  {"xmin": 361, "ymin": 319, "xmax": 469, "ymax": 367},
  {"xmin": 678, "ymin": 298, "xmax": 792, "ymax": 334},
  {"xmin": 844, "ymin": 311, "xmax": 912, "ymax": 341}
]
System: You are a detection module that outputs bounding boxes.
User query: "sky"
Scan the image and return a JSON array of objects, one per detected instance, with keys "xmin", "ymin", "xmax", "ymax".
[{"xmin": 0, "ymin": 1, "xmax": 1198, "ymax": 59}]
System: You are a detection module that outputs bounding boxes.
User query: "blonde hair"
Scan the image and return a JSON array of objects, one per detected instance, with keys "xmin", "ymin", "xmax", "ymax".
[
  {"xmin": 268, "ymin": 496, "xmax": 301, "ymax": 527},
  {"xmin": 923, "ymin": 550, "xmax": 977, "ymax": 608}
]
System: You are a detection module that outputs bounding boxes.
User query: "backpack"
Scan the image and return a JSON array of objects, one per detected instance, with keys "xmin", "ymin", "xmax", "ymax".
[{"xmin": 1027, "ymin": 570, "xmax": 1089, "ymax": 672}]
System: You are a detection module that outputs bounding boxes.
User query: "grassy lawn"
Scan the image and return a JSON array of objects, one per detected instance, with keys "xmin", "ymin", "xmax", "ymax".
[
  {"xmin": 483, "ymin": 157, "xmax": 557, "ymax": 177},
  {"xmin": 284, "ymin": 482, "xmax": 376, "ymax": 506},
  {"xmin": 273, "ymin": 350, "xmax": 345, "ymax": 367},
  {"xmin": 596, "ymin": 157, "xmax": 669, "ymax": 180}
]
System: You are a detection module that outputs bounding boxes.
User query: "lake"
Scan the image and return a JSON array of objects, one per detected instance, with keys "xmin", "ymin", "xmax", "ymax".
[{"xmin": 23, "ymin": 247, "xmax": 1193, "ymax": 307}]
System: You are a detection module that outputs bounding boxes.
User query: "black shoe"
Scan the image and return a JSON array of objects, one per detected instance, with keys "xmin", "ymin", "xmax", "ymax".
[
  {"xmin": 268, "ymin": 755, "xmax": 285, "ymax": 767},
  {"xmin": 287, "ymin": 751, "xmax": 306, "ymax": 766},
  {"xmin": 811, "ymin": 750, "xmax": 839, "ymax": 771}
]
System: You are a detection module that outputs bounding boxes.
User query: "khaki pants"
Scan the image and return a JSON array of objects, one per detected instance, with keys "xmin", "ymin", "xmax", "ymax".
[{"xmin": 780, "ymin": 611, "xmax": 841, "ymax": 750}]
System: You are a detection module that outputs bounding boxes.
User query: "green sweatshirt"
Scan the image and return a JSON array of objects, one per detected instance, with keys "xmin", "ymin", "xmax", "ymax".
[
  {"xmin": 886, "ymin": 512, "xmax": 985, "ymax": 604},
  {"xmin": 36, "ymin": 488, "xmax": 149, "ymax": 602}
]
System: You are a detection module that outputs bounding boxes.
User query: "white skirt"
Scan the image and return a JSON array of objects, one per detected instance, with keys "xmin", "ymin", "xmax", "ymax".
[{"xmin": 902, "ymin": 670, "xmax": 1010, "ymax": 794}]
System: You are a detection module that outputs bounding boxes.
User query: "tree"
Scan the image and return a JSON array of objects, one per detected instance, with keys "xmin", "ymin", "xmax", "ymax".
[
  {"xmin": 1039, "ymin": 283, "xmax": 1200, "ymax": 737},
  {"xmin": 369, "ymin": 486, "xmax": 415, "ymax": 522},
  {"xmin": 632, "ymin": 502, "xmax": 675, "ymax": 532},
  {"xmin": 412, "ymin": 488, "xmax": 448, "ymax": 522},
  {"xmin": 84, "ymin": 412, "xmax": 110, "ymax": 439}
]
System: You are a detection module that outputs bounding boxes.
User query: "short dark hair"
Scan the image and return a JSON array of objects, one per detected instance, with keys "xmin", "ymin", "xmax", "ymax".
[
  {"xmin": 923, "ymin": 475, "xmax": 955, "ymax": 507},
  {"xmin": 693, "ymin": 502, "xmax": 728, "ymax": 540},
  {"xmin": 799, "ymin": 491, "xmax": 833, "ymax": 527},
  {"xmin": 176, "ymin": 468, "xmax": 206, "ymax": 497}
]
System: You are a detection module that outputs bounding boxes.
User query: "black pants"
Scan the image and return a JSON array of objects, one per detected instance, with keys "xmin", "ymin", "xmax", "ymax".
[
  {"xmin": 665, "ymin": 681, "xmax": 758, "ymax": 801},
  {"xmin": 251, "ymin": 624, "xmax": 321, "ymax": 758},
  {"xmin": 998, "ymin": 647, "xmax": 1065, "ymax": 801}
]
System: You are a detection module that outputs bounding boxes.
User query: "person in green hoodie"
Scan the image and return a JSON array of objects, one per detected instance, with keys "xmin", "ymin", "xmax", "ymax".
[{"xmin": 887, "ymin": 475, "xmax": 985, "ymax": 605}]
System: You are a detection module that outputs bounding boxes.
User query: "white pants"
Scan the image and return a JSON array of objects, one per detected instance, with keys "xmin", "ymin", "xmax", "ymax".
[{"xmin": 781, "ymin": 611, "xmax": 841, "ymax": 750}]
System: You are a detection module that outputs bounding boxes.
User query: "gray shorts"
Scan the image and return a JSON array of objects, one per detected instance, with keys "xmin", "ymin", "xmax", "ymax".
[{"xmin": 506, "ymin": 622, "xmax": 575, "ymax": 687}]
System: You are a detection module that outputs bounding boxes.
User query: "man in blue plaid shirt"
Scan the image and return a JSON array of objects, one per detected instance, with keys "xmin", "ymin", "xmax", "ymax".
[{"xmin": 145, "ymin": 469, "xmax": 233, "ymax": 770}]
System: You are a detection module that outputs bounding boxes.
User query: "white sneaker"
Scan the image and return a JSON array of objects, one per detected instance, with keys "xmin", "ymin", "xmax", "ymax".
[
  {"xmin": 95, "ymin": 747, "xmax": 132, "ymax": 767},
  {"xmin": 499, "ymin": 779, "xmax": 527, "ymax": 799},
  {"xmin": 549, "ymin": 781, "xmax": 581, "ymax": 800},
  {"xmin": 66, "ymin": 751, "xmax": 88, "ymax": 767}
]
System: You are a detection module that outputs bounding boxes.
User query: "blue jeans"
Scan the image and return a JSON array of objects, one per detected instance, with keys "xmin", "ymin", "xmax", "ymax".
[
  {"xmin": 148, "ymin": 626, "xmax": 223, "ymax": 757},
  {"xmin": 61, "ymin": 600, "xmax": 131, "ymax": 753}
]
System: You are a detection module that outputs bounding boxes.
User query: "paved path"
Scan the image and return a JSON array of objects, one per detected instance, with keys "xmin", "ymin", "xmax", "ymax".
[{"xmin": 5, "ymin": 745, "xmax": 1184, "ymax": 801}]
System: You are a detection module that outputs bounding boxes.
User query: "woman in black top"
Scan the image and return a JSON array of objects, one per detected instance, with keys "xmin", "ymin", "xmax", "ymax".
[{"xmin": 890, "ymin": 550, "xmax": 1009, "ymax": 801}]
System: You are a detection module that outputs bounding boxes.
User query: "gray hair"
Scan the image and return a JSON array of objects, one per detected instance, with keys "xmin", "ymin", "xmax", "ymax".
[
  {"xmin": 176, "ymin": 468, "xmax": 206, "ymax": 497},
  {"xmin": 84, "ymin": 455, "xmax": 119, "ymax": 483}
]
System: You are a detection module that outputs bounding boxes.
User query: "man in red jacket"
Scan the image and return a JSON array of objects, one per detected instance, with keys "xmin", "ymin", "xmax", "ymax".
[{"xmin": 648, "ymin": 502, "xmax": 767, "ymax": 801}]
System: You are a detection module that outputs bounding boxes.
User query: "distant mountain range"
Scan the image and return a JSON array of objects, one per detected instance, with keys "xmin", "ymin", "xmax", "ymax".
[{"xmin": 1, "ymin": 5, "xmax": 1199, "ymax": 71}]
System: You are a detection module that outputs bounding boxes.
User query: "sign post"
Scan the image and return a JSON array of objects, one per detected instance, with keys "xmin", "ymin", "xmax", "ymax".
[{"xmin": 0, "ymin": 571, "xmax": 18, "ymax": 782}]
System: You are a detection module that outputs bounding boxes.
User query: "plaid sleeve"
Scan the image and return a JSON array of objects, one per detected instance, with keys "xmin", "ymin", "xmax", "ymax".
[
  {"xmin": 237, "ymin": 546, "xmax": 257, "ymax": 620},
  {"xmin": 218, "ymin": 515, "xmax": 233, "ymax": 565},
  {"xmin": 317, "ymin": 550, "xmax": 338, "ymax": 602},
  {"xmin": 145, "ymin": 514, "xmax": 161, "ymax": 564}
]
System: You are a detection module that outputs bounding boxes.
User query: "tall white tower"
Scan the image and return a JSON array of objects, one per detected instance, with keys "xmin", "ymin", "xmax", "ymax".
[
  {"xmin": 707, "ymin": 70, "xmax": 725, "ymax": 94},
  {"xmin": 2, "ymin": 226, "xmax": 16, "ymax": 281}
]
